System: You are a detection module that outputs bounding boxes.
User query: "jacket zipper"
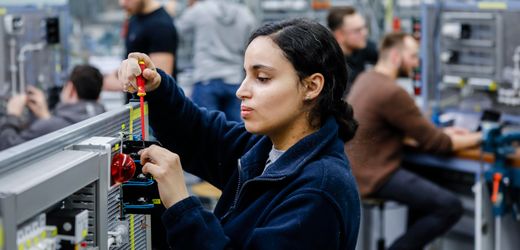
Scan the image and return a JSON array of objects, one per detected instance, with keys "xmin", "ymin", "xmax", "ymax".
[
  {"xmin": 221, "ymin": 159, "xmax": 243, "ymax": 221},
  {"xmin": 221, "ymin": 160, "xmax": 286, "ymax": 222},
  {"xmin": 232, "ymin": 159, "xmax": 243, "ymax": 208}
]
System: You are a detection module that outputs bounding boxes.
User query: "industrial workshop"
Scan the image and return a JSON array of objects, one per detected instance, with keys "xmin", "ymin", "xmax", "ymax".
[{"xmin": 1, "ymin": 0, "xmax": 520, "ymax": 249}]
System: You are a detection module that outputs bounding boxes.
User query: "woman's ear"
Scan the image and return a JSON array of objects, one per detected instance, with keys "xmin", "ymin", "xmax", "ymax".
[{"xmin": 303, "ymin": 73, "xmax": 325, "ymax": 101}]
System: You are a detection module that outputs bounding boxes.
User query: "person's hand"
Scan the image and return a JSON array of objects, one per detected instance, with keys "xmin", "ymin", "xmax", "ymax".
[
  {"xmin": 443, "ymin": 126, "xmax": 470, "ymax": 136},
  {"xmin": 7, "ymin": 94, "xmax": 27, "ymax": 117},
  {"xmin": 448, "ymin": 131, "xmax": 483, "ymax": 151},
  {"xmin": 26, "ymin": 86, "xmax": 51, "ymax": 119},
  {"xmin": 403, "ymin": 136, "xmax": 419, "ymax": 147},
  {"xmin": 118, "ymin": 52, "xmax": 161, "ymax": 93},
  {"xmin": 139, "ymin": 145, "xmax": 189, "ymax": 208}
]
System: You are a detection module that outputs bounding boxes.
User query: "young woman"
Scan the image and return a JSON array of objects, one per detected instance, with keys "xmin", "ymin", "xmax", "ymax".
[{"xmin": 118, "ymin": 18, "xmax": 360, "ymax": 249}]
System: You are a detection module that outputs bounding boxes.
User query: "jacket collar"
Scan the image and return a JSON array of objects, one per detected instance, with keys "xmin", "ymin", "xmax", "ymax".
[{"xmin": 239, "ymin": 117, "xmax": 340, "ymax": 181}]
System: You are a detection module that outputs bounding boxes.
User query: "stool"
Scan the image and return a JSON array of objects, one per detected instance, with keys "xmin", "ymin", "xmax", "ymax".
[{"xmin": 363, "ymin": 199, "xmax": 386, "ymax": 250}]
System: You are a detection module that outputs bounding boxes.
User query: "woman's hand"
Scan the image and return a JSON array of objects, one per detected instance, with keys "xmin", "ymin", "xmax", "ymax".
[
  {"xmin": 118, "ymin": 52, "xmax": 162, "ymax": 93},
  {"xmin": 139, "ymin": 145, "xmax": 189, "ymax": 208}
]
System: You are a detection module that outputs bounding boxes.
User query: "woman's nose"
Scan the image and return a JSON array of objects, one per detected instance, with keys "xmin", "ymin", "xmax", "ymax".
[{"xmin": 236, "ymin": 79, "xmax": 251, "ymax": 100}]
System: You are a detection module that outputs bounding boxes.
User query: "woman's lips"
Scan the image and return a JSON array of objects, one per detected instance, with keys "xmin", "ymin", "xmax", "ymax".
[{"xmin": 241, "ymin": 106, "xmax": 253, "ymax": 117}]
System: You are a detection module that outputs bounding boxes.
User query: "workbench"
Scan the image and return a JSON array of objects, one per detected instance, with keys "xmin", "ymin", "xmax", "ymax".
[{"xmin": 403, "ymin": 147, "xmax": 520, "ymax": 250}]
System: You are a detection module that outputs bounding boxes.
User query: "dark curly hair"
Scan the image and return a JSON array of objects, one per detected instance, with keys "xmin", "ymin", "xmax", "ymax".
[{"xmin": 248, "ymin": 18, "xmax": 358, "ymax": 141}]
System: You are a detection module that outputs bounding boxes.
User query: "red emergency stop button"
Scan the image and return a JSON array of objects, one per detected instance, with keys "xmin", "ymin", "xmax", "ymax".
[{"xmin": 111, "ymin": 153, "xmax": 136, "ymax": 184}]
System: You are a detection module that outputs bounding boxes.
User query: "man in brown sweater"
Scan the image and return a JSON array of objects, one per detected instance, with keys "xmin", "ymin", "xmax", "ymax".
[{"xmin": 346, "ymin": 32, "xmax": 482, "ymax": 249}]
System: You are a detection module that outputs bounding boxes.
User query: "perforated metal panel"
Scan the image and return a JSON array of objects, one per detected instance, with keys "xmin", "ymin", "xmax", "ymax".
[
  {"xmin": 107, "ymin": 187, "xmax": 148, "ymax": 250},
  {"xmin": 64, "ymin": 184, "xmax": 97, "ymax": 245}
]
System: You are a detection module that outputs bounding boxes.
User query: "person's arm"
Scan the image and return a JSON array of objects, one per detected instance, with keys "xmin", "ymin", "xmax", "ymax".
[
  {"xmin": 404, "ymin": 126, "xmax": 482, "ymax": 151},
  {"xmin": 382, "ymin": 88, "xmax": 452, "ymax": 153},
  {"xmin": 146, "ymin": 15, "xmax": 178, "ymax": 75},
  {"xmin": 149, "ymin": 52, "xmax": 174, "ymax": 75},
  {"xmin": 443, "ymin": 127, "xmax": 482, "ymax": 151},
  {"xmin": 160, "ymin": 190, "xmax": 344, "ymax": 249},
  {"xmin": 0, "ymin": 113, "xmax": 70, "ymax": 150},
  {"xmin": 0, "ymin": 94, "xmax": 28, "ymax": 150},
  {"xmin": 103, "ymin": 71, "xmax": 123, "ymax": 91},
  {"xmin": 0, "ymin": 115, "xmax": 26, "ymax": 150},
  {"xmin": 119, "ymin": 53, "xmax": 256, "ymax": 189},
  {"xmin": 148, "ymin": 69, "xmax": 253, "ymax": 188}
]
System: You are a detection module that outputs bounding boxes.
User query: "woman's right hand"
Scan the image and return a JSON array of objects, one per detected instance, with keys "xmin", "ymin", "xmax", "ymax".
[{"xmin": 118, "ymin": 52, "xmax": 162, "ymax": 93}]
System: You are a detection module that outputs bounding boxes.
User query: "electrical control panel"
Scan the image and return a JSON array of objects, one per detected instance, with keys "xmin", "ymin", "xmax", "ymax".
[
  {"xmin": 16, "ymin": 213, "xmax": 58, "ymax": 250},
  {"xmin": 439, "ymin": 11, "xmax": 503, "ymax": 87},
  {"xmin": 0, "ymin": 5, "xmax": 70, "ymax": 112},
  {"xmin": 72, "ymin": 136, "xmax": 152, "ymax": 249},
  {"xmin": 420, "ymin": 2, "xmax": 520, "ymax": 120},
  {"xmin": 118, "ymin": 140, "xmax": 162, "ymax": 215},
  {"xmin": 0, "ymin": 103, "xmax": 151, "ymax": 250}
]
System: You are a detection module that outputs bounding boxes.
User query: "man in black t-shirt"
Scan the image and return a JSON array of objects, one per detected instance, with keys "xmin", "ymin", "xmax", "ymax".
[
  {"xmin": 327, "ymin": 6, "xmax": 378, "ymax": 85},
  {"xmin": 104, "ymin": 0, "xmax": 178, "ymax": 92}
]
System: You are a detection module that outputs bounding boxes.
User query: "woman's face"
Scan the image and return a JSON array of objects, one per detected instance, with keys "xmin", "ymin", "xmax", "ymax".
[{"xmin": 236, "ymin": 36, "xmax": 308, "ymax": 137}]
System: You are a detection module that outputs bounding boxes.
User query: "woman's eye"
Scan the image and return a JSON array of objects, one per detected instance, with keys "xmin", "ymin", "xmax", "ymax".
[{"xmin": 257, "ymin": 77, "xmax": 270, "ymax": 82}]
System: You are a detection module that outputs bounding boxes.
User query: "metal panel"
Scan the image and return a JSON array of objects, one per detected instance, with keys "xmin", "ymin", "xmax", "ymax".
[
  {"xmin": 0, "ymin": 195, "xmax": 16, "ymax": 250},
  {"xmin": 71, "ymin": 136, "xmax": 118, "ymax": 249},
  {"xmin": 0, "ymin": 150, "xmax": 98, "ymax": 225},
  {"xmin": 107, "ymin": 187, "xmax": 148, "ymax": 250},
  {"xmin": 420, "ymin": 2, "xmax": 520, "ymax": 114},
  {"xmin": 0, "ymin": 103, "xmax": 140, "ymax": 174},
  {"xmin": 0, "ymin": 5, "xmax": 70, "ymax": 101},
  {"xmin": 65, "ymin": 184, "xmax": 97, "ymax": 245},
  {"xmin": 0, "ymin": 102, "xmax": 149, "ymax": 249}
]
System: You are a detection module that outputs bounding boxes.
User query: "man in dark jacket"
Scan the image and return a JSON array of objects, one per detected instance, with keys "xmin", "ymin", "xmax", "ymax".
[
  {"xmin": 327, "ymin": 6, "xmax": 378, "ymax": 84},
  {"xmin": 0, "ymin": 65, "xmax": 105, "ymax": 150}
]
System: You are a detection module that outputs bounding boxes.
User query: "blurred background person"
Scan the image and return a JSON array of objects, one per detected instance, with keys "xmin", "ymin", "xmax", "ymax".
[
  {"xmin": 0, "ymin": 65, "xmax": 105, "ymax": 150},
  {"xmin": 327, "ymin": 6, "xmax": 378, "ymax": 86},
  {"xmin": 346, "ymin": 32, "xmax": 482, "ymax": 250},
  {"xmin": 104, "ymin": 0, "xmax": 178, "ymax": 93},
  {"xmin": 176, "ymin": 0, "xmax": 256, "ymax": 122}
]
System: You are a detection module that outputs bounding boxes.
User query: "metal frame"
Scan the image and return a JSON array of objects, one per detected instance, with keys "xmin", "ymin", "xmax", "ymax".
[
  {"xmin": 0, "ymin": 103, "xmax": 150, "ymax": 250},
  {"xmin": 0, "ymin": 150, "xmax": 99, "ymax": 250}
]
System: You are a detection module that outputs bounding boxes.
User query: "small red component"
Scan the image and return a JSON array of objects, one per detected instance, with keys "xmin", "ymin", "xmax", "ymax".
[
  {"xmin": 111, "ymin": 153, "xmax": 136, "ymax": 184},
  {"xmin": 491, "ymin": 173, "xmax": 502, "ymax": 203},
  {"xmin": 393, "ymin": 17, "xmax": 401, "ymax": 32},
  {"xmin": 80, "ymin": 242, "xmax": 88, "ymax": 248}
]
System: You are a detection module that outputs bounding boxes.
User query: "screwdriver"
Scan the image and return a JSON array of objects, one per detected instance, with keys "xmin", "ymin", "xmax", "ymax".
[{"xmin": 137, "ymin": 60, "xmax": 146, "ymax": 140}]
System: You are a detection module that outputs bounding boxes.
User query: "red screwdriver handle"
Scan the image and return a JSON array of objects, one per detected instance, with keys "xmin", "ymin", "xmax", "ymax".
[
  {"xmin": 137, "ymin": 60, "xmax": 146, "ymax": 97},
  {"xmin": 492, "ymin": 173, "xmax": 502, "ymax": 203}
]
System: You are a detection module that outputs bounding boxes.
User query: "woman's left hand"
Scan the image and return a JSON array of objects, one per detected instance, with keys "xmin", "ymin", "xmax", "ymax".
[{"xmin": 139, "ymin": 145, "xmax": 190, "ymax": 208}]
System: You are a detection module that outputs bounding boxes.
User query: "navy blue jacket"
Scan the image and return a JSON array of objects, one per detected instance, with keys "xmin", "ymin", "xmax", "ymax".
[{"xmin": 147, "ymin": 70, "xmax": 361, "ymax": 249}]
